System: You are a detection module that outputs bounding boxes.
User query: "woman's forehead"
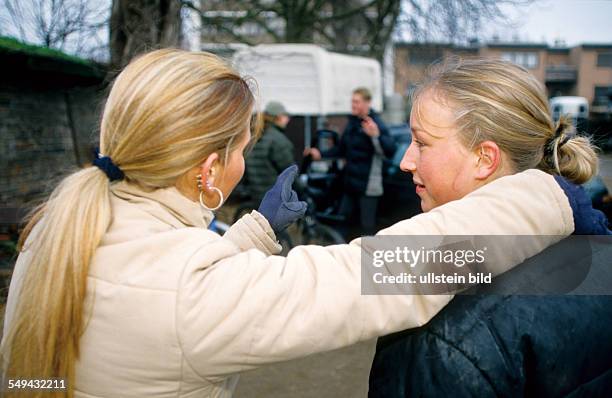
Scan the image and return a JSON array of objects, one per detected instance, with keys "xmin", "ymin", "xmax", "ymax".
[{"xmin": 411, "ymin": 89, "xmax": 459, "ymax": 136}]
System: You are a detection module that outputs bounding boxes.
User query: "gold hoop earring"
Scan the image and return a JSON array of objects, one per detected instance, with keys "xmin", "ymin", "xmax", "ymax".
[{"xmin": 196, "ymin": 174, "xmax": 224, "ymax": 211}]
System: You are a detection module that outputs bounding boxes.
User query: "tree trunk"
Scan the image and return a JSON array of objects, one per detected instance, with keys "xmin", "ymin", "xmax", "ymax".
[{"xmin": 110, "ymin": 0, "xmax": 182, "ymax": 71}]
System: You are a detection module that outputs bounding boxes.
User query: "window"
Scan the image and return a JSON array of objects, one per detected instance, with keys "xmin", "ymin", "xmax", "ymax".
[
  {"xmin": 501, "ymin": 52, "xmax": 539, "ymax": 69},
  {"xmin": 409, "ymin": 47, "xmax": 443, "ymax": 65},
  {"xmin": 594, "ymin": 86, "xmax": 612, "ymax": 104},
  {"xmin": 597, "ymin": 52, "xmax": 612, "ymax": 67}
]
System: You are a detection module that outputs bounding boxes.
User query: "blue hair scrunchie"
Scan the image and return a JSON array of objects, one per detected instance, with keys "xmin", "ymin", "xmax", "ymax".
[{"xmin": 93, "ymin": 149, "xmax": 124, "ymax": 182}]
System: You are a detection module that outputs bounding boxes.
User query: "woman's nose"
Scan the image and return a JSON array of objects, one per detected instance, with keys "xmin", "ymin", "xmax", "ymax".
[{"xmin": 400, "ymin": 142, "xmax": 417, "ymax": 173}]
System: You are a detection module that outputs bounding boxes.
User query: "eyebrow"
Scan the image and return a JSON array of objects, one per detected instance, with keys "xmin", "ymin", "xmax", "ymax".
[
  {"xmin": 410, "ymin": 126, "xmax": 425, "ymax": 139},
  {"xmin": 412, "ymin": 124, "xmax": 444, "ymax": 140}
]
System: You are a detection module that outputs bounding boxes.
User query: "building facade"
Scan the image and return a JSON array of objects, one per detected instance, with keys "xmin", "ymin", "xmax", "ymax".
[{"xmin": 394, "ymin": 41, "xmax": 612, "ymax": 118}]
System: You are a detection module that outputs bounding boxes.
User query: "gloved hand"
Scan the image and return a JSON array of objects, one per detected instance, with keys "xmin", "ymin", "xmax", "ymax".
[{"xmin": 258, "ymin": 165, "xmax": 308, "ymax": 233}]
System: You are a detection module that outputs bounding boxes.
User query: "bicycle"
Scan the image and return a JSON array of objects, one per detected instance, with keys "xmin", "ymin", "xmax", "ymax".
[{"xmin": 232, "ymin": 160, "xmax": 345, "ymax": 254}]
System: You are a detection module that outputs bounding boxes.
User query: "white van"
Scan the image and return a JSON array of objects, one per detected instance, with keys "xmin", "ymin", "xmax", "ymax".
[{"xmin": 549, "ymin": 96, "xmax": 589, "ymax": 129}]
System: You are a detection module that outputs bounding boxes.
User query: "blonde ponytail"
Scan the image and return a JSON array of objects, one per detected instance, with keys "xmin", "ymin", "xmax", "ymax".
[
  {"xmin": 3, "ymin": 168, "xmax": 111, "ymax": 397},
  {"xmin": 1, "ymin": 48, "xmax": 257, "ymax": 397}
]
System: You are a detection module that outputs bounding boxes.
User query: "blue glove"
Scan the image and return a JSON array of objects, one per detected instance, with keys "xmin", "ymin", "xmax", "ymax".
[{"xmin": 258, "ymin": 165, "xmax": 308, "ymax": 233}]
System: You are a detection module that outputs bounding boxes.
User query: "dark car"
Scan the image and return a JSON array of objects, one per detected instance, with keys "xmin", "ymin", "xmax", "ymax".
[{"xmin": 379, "ymin": 123, "xmax": 422, "ymax": 227}]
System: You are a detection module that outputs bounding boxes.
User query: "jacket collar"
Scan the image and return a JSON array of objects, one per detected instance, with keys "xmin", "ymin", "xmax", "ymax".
[
  {"xmin": 554, "ymin": 175, "xmax": 611, "ymax": 235},
  {"xmin": 349, "ymin": 110, "xmax": 378, "ymax": 123},
  {"xmin": 265, "ymin": 123, "xmax": 285, "ymax": 134},
  {"xmin": 110, "ymin": 181, "xmax": 214, "ymax": 229}
]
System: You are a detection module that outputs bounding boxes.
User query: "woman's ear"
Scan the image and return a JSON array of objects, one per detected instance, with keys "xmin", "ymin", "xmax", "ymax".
[
  {"xmin": 199, "ymin": 152, "xmax": 220, "ymax": 187},
  {"xmin": 474, "ymin": 140, "xmax": 501, "ymax": 180}
]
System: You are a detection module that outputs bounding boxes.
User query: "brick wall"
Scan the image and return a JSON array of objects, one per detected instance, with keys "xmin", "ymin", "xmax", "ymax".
[{"xmin": 0, "ymin": 82, "xmax": 105, "ymax": 207}]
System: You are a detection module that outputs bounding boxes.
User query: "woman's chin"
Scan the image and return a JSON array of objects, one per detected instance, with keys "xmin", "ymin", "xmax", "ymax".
[{"xmin": 419, "ymin": 200, "xmax": 433, "ymax": 213}]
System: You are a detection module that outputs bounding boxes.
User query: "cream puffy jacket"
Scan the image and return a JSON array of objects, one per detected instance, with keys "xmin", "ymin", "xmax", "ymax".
[{"xmin": 3, "ymin": 169, "xmax": 574, "ymax": 397}]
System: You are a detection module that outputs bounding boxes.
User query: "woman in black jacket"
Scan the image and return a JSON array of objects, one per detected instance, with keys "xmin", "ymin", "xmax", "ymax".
[{"xmin": 368, "ymin": 57, "xmax": 611, "ymax": 398}]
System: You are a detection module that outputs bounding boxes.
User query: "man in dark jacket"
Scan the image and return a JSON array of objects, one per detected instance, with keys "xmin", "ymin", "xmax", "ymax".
[
  {"xmin": 368, "ymin": 178, "xmax": 612, "ymax": 398},
  {"xmin": 245, "ymin": 101, "xmax": 294, "ymax": 203},
  {"xmin": 307, "ymin": 88, "xmax": 396, "ymax": 237}
]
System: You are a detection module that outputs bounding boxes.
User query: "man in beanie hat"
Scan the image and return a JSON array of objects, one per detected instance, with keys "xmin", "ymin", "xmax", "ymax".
[{"xmin": 245, "ymin": 101, "xmax": 295, "ymax": 203}]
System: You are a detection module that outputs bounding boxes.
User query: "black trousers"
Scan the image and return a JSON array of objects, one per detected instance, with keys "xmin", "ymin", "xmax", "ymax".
[{"xmin": 338, "ymin": 193, "xmax": 380, "ymax": 239}]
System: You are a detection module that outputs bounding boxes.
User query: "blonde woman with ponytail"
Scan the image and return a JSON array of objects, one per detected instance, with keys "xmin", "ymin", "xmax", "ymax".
[
  {"xmin": 370, "ymin": 57, "xmax": 611, "ymax": 398},
  {"xmin": 2, "ymin": 50, "xmax": 576, "ymax": 398}
]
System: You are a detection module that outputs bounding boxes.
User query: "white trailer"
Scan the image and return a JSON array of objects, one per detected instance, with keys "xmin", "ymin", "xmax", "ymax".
[
  {"xmin": 232, "ymin": 44, "xmax": 383, "ymax": 147},
  {"xmin": 232, "ymin": 44, "xmax": 383, "ymax": 115}
]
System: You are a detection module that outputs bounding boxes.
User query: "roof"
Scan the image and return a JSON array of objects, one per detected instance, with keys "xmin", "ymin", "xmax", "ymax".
[
  {"xmin": 548, "ymin": 47, "xmax": 570, "ymax": 53},
  {"xmin": 393, "ymin": 41, "xmax": 612, "ymax": 52},
  {"xmin": 485, "ymin": 42, "xmax": 548, "ymax": 49},
  {"xmin": 580, "ymin": 43, "xmax": 612, "ymax": 50},
  {"xmin": 395, "ymin": 42, "xmax": 455, "ymax": 48}
]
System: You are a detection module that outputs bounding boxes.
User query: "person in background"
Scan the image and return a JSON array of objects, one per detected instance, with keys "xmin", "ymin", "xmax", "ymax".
[
  {"xmin": 305, "ymin": 87, "xmax": 396, "ymax": 238},
  {"xmin": 245, "ymin": 101, "xmax": 294, "ymax": 204}
]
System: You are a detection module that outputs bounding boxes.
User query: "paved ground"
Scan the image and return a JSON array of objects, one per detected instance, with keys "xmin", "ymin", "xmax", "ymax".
[{"xmin": 234, "ymin": 340, "xmax": 377, "ymax": 398}]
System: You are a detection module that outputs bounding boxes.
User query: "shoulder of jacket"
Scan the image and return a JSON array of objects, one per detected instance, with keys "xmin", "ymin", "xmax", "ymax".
[
  {"xmin": 411, "ymin": 326, "xmax": 500, "ymax": 388},
  {"xmin": 471, "ymin": 170, "xmax": 571, "ymax": 216},
  {"xmin": 276, "ymin": 132, "xmax": 294, "ymax": 146}
]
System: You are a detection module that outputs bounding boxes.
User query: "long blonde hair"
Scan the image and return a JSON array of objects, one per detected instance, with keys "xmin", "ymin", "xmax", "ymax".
[
  {"xmin": 1, "ymin": 49, "xmax": 258, "ymax": 397},
  {"xmin": 413, "ymin": 57, "xmax": 598, "ymax": 184}
]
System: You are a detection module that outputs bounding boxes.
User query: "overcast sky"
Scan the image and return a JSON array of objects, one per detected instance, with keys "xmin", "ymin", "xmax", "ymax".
[{"xmin": 488, "ymin": 0, "xmax": 612, "ymax": 46}]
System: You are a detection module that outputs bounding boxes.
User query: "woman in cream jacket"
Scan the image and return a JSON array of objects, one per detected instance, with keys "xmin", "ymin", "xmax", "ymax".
[{"xmin": 1, "ymin": 49, "xmax": 574, "ymax": 398}]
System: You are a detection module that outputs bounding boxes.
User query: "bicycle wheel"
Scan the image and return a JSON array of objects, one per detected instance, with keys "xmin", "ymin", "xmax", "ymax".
[{"xmin": 303, "ymin": 223, "xmax": 345, "ymax": 246}]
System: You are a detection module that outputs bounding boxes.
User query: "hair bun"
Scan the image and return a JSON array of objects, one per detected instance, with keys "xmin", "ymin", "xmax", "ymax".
[
  {"xmin": 541, "ymin": 114, "xmax": 597, "ymax": 184},
  {"xmin": 545, "ymin": 116, "xmax": 574, "ymax": 157},
  {"xmin": 553, "ymin": 116, "xmax": 573, "ymax": 138}
]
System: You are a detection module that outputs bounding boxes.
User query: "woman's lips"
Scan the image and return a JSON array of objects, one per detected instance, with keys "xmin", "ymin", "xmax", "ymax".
[{"xmin": 415, "ymin": 182, "xmax": 426, "ymax": 194}]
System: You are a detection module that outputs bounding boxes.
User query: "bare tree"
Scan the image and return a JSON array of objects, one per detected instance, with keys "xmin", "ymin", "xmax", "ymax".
[
  {"xmin": 182, "ymin": 0, "xmax": 530, "ymax": 63},
  {"xmin": 398, "ymin": 0, "xmax": 533, "ymax": 44},
  {"xmin": 1, "ymin": 0, "xmax": 109, "ymax": 59},
  {"xmin": 328, "ymin": 0, "xmax": 402, "ymax": 61},
  {"xmin": 0, "ymin": 0, "xmax": 533, "ymax": 68},
  {"xmin": 182, "ymin": 0, "xmax": 389, "ymax": 59}
]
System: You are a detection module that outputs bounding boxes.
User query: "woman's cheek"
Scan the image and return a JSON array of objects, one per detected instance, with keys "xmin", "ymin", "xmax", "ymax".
[{"xmin": 418, "ymin": 154, "xmax": 434, "ymax": 183}]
